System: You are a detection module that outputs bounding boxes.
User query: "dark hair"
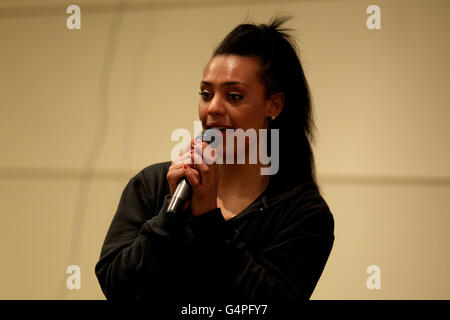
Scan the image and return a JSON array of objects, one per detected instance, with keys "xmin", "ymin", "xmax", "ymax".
[{"xmin": 213, "ymin": 16, "xmax": 320, "ymax": 192}]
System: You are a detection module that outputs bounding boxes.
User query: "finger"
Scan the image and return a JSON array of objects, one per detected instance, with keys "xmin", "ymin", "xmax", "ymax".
[
  {"xmin": 167, "ymin": 166, "xmax": 186, "ymax": 186},
  {"xmin": 192, "ymin": 141, "xmax": 206, "ymax": 155},
  {"xmin": 191, "ymin": 152, "xmax": 211, "ymax": 175},
  {"xmin": 173, "ymin": 143, "xmax": 194, "ymax": 164},
  {"xmin": 192, "ymin": 142, "xmax": 218, "ymax": 165},
  {"xmin": 173, "ymin": 149, "xmax": 194, "ymax": 165},
  {"xmin": 167, "ymin": 165, "xmax": 185, "ymax": 178},
  {"xmin": 192, "ymin": 138, "xmax": 203, "ymax": 149},
  {"xmin": 183, "ymin": 165, "xmax": 201, "ymax": 188},
  {"xmin": 177, "ymin": 149, "xmax": 195, "ymax": 166},
  {"xmin": 169, "ymin": 160, "xmax": 188, "ymax": 172},
  {"xmin": 201, "ymin": 143, "xmax": 218, "ymax": 165}
]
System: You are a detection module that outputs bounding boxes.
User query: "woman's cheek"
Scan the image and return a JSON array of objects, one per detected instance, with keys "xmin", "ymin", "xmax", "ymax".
[{"xmin": 198, "ymin": 106, "xmax": 207, "ymax": 122}]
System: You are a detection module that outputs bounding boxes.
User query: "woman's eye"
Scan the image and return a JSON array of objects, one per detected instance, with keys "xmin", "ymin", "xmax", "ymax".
[
  {"xmin": 199, "ymin": 91, "xmax": 211, "ymax": 100},
  {"xmin": 228, "ymin": 93, "xmax": 243, "ymax": 101}
]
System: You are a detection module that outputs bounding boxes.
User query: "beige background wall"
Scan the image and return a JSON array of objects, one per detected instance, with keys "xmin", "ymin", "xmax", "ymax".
[{"xmin": 0, "ymin": 0, "xmax": 448, "ymax": 299}]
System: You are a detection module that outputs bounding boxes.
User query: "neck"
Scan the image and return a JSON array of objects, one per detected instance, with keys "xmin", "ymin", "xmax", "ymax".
[{"xmin": 217, "ymin": 163, "xmax": 270, "ymax": 198}]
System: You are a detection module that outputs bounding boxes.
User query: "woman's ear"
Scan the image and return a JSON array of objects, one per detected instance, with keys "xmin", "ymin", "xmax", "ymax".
[{"xmin": 266, "ymin": 92, "xmax": 285, "ymax": 119}]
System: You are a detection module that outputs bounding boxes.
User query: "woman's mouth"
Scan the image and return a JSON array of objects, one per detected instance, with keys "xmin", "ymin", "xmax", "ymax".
[{"xmin": 208, "ymin": 126, "xmax": 234, "ymax": 135}]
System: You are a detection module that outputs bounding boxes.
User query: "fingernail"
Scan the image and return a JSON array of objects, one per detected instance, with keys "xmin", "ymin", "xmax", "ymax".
[{"xmin": 184, "ymin": 165, "xmax": 188, "ymax": 169}]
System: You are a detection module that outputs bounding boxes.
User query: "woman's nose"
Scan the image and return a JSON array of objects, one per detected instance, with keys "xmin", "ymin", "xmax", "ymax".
[{"xmin": 207, "ymin": 94, "xmax": 226, "ymax": 116}]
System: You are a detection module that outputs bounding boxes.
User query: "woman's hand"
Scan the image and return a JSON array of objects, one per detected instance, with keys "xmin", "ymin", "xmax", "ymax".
[
  {"xmin": 167, "ymin": 142, "xmax": 192, "ymax": 196},
  {"xmin": 167, "ymin": 140, "xmax": 219, "ymax": 217},
  {"xmin": 184, "ymin": 141, "xmax": 219, "ymax": 217}
]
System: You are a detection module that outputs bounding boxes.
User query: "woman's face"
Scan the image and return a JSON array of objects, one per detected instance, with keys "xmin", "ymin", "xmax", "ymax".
[
  {"xmin": 198, "ymin": 55, "xmax": 282, "ymax": 158},
  {"xmin": 199, "ymin": 54, "xmax": 270, "ymax": 133}
]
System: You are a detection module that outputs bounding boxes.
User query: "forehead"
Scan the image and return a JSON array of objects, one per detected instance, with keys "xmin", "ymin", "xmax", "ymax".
[{"xmin": 202, "ymin": 55, "xmax": 261, "ymax": 84}]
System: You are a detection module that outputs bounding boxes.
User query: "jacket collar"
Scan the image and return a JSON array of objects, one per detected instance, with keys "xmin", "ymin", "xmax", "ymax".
[
  {"xmin": 226, "ymin": 180, "xmax": 316, "ymax": 223},
  {"xmin": 261, "ymin": 180, "xmax": 314, "ymax": 209}
]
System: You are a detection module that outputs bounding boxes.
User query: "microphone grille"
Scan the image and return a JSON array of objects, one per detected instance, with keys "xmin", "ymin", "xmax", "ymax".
[{"xmin": 195, "ymin": 128, "xmax": 222, "ymax": 149}]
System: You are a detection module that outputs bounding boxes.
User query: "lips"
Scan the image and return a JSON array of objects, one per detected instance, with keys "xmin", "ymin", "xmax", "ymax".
[{"xmin": 206, "ymin": 125, "xmax": 234, "ymax": 134}]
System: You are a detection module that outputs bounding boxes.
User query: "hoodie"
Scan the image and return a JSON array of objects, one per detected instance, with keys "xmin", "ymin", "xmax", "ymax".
[{"xmin": 95, "ymin": 161, "xmax": 334, "ymax": 304}]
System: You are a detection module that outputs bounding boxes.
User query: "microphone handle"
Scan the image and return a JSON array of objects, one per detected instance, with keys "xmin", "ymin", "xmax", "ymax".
[
  {"xmin": 167, "ymin": 178, "xmax": 192, "ymax": 214},
  {"xmin": 166, "ymin": 128, "xmax": 218, "ymax": 214}
]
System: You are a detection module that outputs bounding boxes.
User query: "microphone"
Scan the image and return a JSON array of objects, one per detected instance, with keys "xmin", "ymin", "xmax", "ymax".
[{"xmin": 166, "ymin": 128, "xmax": 220, "ymax": 215}]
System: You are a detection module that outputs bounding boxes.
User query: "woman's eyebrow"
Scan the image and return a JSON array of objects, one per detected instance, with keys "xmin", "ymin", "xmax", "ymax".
[{"xmin": 201, "ymin": 80, "xmax": 250, "ymax": 88}]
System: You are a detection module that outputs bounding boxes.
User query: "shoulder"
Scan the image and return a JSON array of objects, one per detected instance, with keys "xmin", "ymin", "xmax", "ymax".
[
  {"xmin": 129, "ymin": 161, "xmax": 172, "ymax": 201},
  {"xmin": 135, "ymin": 161, "xmax": 171, "ymax": 182},
  {"xmin": 270, "ymin": 182, "xmax": 334, "ymax": 235}
]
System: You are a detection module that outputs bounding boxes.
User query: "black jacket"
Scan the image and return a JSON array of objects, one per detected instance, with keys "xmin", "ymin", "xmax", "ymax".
[{"xmin": 95, "ymin": 161, "xmax": 334, "ymax": 303}]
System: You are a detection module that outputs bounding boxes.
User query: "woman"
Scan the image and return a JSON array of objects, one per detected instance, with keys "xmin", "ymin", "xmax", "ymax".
[{"xmin": 95, "ymin": 17, "xmax": 334, "ymax": 304}]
